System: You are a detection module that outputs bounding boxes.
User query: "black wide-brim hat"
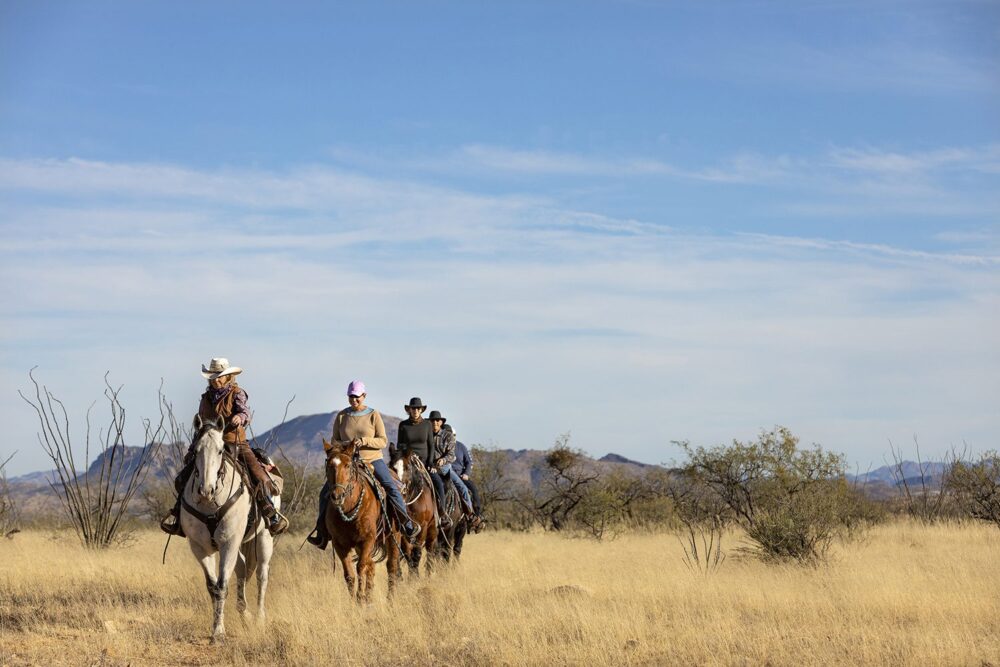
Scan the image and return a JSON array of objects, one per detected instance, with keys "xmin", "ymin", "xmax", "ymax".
[
  {"xmin": 405, "ymin": 397, "xmax": 426, "ymax": 410},
  {"xmin": 428, "ymin": 410, "xmax": 446, "ymax": 423}
]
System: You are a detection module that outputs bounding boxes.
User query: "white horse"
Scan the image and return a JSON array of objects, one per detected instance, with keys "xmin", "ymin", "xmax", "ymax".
[{"xmin": 180, "ymin": 415, "xmax": 277, "ymax": 642}]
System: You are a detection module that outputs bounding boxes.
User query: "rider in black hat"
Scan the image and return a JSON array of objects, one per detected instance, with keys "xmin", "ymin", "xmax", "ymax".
[{"xmin": 396, "ymin": 397, "xmax": 451, "ymax": 527}]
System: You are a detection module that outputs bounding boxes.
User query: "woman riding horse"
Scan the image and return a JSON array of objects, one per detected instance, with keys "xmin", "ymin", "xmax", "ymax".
[
  {"xmin": 307, "ymin": 380, "xmax": 421, "ymax": 549},
  {"xmin": 161, "ymin": 358, "xmax": 287, "ymax": 536}
]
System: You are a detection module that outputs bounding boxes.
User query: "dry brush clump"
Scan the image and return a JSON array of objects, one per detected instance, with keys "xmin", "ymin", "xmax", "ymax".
[{"xmin": 676, "ymin": 426, "xmax": 875, "ymax": 564}]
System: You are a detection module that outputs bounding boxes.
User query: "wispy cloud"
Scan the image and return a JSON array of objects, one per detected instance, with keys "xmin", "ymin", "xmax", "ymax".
[{"xmin": 1, "ymin": 154, "xmax": 997, "ymax": 475}]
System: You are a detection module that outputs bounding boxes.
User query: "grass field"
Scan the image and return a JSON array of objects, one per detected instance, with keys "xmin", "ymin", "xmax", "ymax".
[{"xmin": 1, "ymin": 522, "xmax": 998, "ymax": 666}]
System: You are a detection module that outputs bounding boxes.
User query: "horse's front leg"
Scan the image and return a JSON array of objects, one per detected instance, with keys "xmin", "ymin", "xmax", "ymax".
[
  {"xmin": 210, "ymin": 539, "xmax": 242, "ymax": 643},
  {"xmin": 188, "ymin": 540, "xmax": 221, "ymax": 641},
  {"xmin": 334, "ymin": 543, "xmax": 356, "ymax": 598},
  {"xmin": 409, "ymin": 543, "xmax": 422, "ymax": 576},
  {"xmin": 386, "ymin": 531, "xmax": 402, "ymax": 599},
  {"xmin": 234, "ymin": 551, "xmax": 249, "ymax": 621},
  {"xmin": 357, "ymin": 540, "xmax": 376, "ymax": 604},
  {"xmin": 255, "ymin": 533, "xmax": 274, "ymax": 622}
]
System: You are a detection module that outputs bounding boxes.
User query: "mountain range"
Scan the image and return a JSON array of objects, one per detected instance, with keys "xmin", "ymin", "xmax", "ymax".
[{"xmin": 6, "ymin": 409, "xmax": 948, "ymax": 516}]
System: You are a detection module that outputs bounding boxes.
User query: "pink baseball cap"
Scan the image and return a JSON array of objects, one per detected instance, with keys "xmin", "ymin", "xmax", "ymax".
[{"xmin": 347, "ymin": 380, "xmax": 366, "ymax": 396}]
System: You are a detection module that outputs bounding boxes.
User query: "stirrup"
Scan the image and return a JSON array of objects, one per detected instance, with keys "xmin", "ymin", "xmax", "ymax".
[
  {"xmin": 159, "ymin": 514, "xmax": 185, "ymax": 537},
  {"xmin": 267, "ymin": 511, "xmax": 289, "ymax": 536},
  {"xmin": 404, "ymin": 523, "xmax": 421, "ymax": 541}
]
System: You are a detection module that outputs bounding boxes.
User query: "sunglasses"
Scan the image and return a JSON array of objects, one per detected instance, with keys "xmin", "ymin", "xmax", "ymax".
[{"xmin": 349, "ymin": 394, "xmax": 364, "ymax": 400}]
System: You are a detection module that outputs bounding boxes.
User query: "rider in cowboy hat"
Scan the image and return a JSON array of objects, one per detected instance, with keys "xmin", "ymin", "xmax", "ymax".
[
  {"xmin": 160, "ymin": 358, "xmax": 288, "ymax": 537},
  {"xmin": 450, "ymin": 426, "xmax": 485, "ymax": 532},
  {"xmin": 429, "ymin": 410, "xmax": 479, "ymax": 528},
  {"xmin": 395, "ymin": 396, "xmax": 449, "ymax": 525}
]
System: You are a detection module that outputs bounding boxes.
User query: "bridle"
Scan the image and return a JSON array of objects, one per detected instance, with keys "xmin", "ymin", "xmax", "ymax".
[
  {"xmin": 182, "ymin": 433, "xmax": 244, "ymax": 549},
  {"xmin": 329, "ymin": 452, "xmax": 365, "ymax": 523}
]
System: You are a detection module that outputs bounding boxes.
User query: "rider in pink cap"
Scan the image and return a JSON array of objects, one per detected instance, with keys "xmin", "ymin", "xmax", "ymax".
[{"xmin": 307, "ymin": 380, "xmax": 421, "ymax": 549}]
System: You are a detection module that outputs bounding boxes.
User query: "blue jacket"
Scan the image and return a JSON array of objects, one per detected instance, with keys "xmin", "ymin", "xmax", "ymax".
[{"xmin": 453, "ymin": 441, "xmax": 473, "ymax": 477}]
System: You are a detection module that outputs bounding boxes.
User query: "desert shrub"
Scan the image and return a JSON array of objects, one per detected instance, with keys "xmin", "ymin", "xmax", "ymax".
[
  {"xmin": 886, "ymin": 439, "xmax": 953, "ymax": 523},
  {"xmin": 948, "ymin": 451, "xmax": 1000, "ymax": 528},
  {"xmin": 667, "ymin": 471, "xmax": 730, "ymax": 573},
  {"xmin": 522, "ymin": 434, "xmax": 600, "ymax": 531},
  {"xmin": 0, "ymin": 452, "xmax": 21, "ymax": 538},
  {"xmin": 677, "ymin": 426, "xmax": 859, "ymax": 564},
  {"xmin": 19, "ymin": 370, "xmax": 166, "ymax": 549},
  {"xmin": 573, "ymin": 469, "xmax": 678, "ymax": 539}
]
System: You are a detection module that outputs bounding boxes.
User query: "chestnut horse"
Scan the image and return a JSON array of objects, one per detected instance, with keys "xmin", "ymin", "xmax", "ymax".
[
  {"xmin": 322, "ymin": 440, "xmax": 402, "ymax": 602},
  {"xmin": 390, "ymin": 449, "xmax": 438, "ymax": 576}
]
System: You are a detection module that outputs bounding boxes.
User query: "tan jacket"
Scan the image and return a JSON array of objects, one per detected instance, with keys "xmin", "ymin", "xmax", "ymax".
[{"xmin": 332, "ymin": 407, "xmax": 387, "ymax": 464}]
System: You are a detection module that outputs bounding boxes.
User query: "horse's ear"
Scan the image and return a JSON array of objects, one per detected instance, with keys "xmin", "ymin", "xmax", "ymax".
[
  {"xmin": 193, "ymin": 414, "xmax": 203, "ymax": 431},
  {"xmin": 214, "ymin": 416, "xmax": 225, "ymax": 431},
  {"xmin": 322, "ymin": 438, "xmax": 333, "ymax": 453}
]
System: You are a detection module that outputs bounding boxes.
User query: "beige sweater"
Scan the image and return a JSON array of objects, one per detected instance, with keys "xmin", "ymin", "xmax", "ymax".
[{"xmin": 332, "ymin": 407, "xmax": 387, "ymax": 463}]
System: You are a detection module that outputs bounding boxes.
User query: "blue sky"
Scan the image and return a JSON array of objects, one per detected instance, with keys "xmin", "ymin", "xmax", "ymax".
[{"xmin": 1, "ymin": 1, "xmax": 998, "ymax": 475}]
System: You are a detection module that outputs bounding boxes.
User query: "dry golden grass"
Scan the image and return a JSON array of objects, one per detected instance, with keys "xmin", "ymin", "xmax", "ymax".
[{"xmin": 1, "ymin": 521, "xmax": 998, "ymax": 666}]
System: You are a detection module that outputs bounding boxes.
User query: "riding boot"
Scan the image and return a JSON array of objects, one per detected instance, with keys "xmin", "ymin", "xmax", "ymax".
[
  {"xmin": 159, "ymin": 494, "xmax": 186, "ymax": 537},
  {"xmin": 159, "ymin": 457, "xmax": 194, "ymax": 536},
  {"xmin": 307, "ymin": 484, "xmax": 331, "ymax": 550},
  {"xmin": 258, "ymin": 494, "xmax": 288, "ymax": 536}
]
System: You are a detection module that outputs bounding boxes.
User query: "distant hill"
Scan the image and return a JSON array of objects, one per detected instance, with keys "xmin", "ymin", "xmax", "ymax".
[
  {"xmin": 6, "ymin": 410, "xmax": 657, "ymax": 517},
  {"xmin": 10, "ymin": 411, "xmax": 948, "ymax": 518},
  {"xmin": 847, "ymin": 461, "xmax": 948, "ymax": 487}
]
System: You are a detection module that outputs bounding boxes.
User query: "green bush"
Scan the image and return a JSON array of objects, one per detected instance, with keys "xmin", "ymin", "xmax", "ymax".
[{"xmin": 677, "ymin": 426, "xmax": 863, "ymax": 563}]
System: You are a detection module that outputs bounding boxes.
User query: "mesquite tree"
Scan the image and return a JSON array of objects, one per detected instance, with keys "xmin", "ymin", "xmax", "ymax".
[
  {"xmin": 19, "ymin": 369, "xmax": 165, "ymax": 548},
  {"xmin": 949, "ymin": 451, "xmax": 1000, "ymax": 528},
  {"xmin": 677, "ymin": 426, "xmax": 853, "ymax": 563},
  {"xmin": 525, "ymin": 434, "xmax": 600, "ymax": 531}
]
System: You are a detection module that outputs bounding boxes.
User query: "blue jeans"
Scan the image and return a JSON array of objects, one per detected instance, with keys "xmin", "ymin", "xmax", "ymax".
[
  {"xmin": 371, "ymin": 458, "xmax": 413, "ymax": 528},
  {"xmin": 440, "ymin": 464, "xmax": 474, "ymax": 513},
  {"xmin": 317, "ymin": 459, "xmax": 413, "ymax": 530}
]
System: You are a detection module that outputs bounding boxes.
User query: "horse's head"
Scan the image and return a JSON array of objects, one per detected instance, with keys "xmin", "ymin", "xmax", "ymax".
[
  {"xmin": 323, "ymin": 438, "xmax": 361, "ymax": 501},
  {"xmin": 192, "ymin": 414, "xmax": 226, "ymax": 502},
  {"xmin": 389, "ymin": 447, "xmax": 420, "ymax": 494}
]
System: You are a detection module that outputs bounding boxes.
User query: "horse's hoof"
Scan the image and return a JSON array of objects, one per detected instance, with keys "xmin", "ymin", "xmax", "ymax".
[{"xmin": 210, "ymin": 633, "xmax": 226, "ymax": 645}]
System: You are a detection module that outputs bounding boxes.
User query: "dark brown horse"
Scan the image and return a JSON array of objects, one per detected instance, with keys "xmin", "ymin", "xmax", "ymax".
[
  {"xmin": 437, "ymin": 478, "xmax": 468, "ymax": 562},
  {"xmin": 390, "ymin": 449, "xmax": 438, "ymax": 576},
  {"xmin": 322, "ymin": 440, "xmax": 402, "ymax": 602}
]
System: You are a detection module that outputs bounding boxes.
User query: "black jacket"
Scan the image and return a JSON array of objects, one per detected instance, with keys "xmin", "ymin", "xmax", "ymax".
[{"xmin": 397, "ymin": 418, "xmax": 434, "ymax": 468}]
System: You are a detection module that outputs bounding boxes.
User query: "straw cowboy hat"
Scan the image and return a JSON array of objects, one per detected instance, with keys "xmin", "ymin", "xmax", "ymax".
[{"xmin": 201, "ymin": 358, "xmax": 243, "ymax": 380}]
